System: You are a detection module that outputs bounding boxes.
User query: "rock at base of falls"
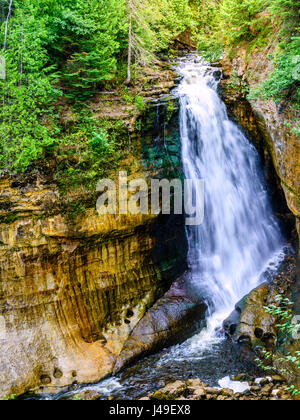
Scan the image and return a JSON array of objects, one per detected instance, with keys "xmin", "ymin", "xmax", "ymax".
[
  {"xmin": 140, "ymin": 375, "xmax": 291, "ymax": 401},
  {"xmin": 113, "ymin": 277, "xmax": 207, "ymax": 374}
]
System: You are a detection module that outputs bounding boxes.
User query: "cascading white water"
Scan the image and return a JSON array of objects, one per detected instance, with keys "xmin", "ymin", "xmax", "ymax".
[{"xmin": 175, "ymin": 55, "xmax": 285, "ymax": 347}]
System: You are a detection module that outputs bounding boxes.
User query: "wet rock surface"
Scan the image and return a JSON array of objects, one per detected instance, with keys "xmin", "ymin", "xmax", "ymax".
[{"xmin": 219, "ymin": 50, "xmax": 300, "ymax": 250}]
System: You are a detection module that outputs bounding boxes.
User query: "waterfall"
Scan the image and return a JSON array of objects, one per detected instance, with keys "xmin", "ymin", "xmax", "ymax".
[{"xmin": 176, "ymin": 55, "xmax": 285, "ymax": 344}]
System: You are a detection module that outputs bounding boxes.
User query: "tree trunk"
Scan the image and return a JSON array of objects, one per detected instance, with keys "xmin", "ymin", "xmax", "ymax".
[
  {"xmin": 19, "ymin": 20, "xmax": 24, "ymax": 85},
  {"xmin": 125, "ymin": 1, "xmax": 132, "ymax": 85}
]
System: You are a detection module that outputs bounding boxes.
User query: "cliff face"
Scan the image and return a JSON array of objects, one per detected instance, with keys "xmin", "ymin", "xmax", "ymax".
[
  {"xmin": 0, "ymin": 73, "xmax": 187, "ymax": 397},
  {"xmin": 219, "ymin": 48, "xmax": 300, "ymax": 249}
]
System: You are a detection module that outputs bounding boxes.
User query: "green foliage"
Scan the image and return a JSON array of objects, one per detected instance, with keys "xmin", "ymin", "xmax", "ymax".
[
  {"xmin": 194, "ymin": 0, "xmax": 224, "ymax": 62},
  {"xmin": 134, "ymin": 94, "xmax": 146, "ymax": 112},
  {"xmin": 60, "ymin": 0, "xmax": 126, "ymax": 101},
  {"xmin": 1, "ymin": 394, "xmax": 16, "ymax": 400},
  {"xmin": 270, "ymin": 0, "xmax": 300, "ymax": 22},
  {"xmin": 192, "ymin": 0, "xmax": 270, "ymax": 61},
  {"xmin": 193, "ymin": 0, "xmax": 299, "ymax": 132},
  {"xmin": 1, "ymin": 0, "xmax": 298, "ymax": 177},
  {"xmin": 286, "ymin": 384, "xmax": 300, "ymax": 396},
  {"xmin": 198, "ymin": 37, "xmax": 224, "ymax": 63},
  {"xmin": 123, "ymin": 88, "xmax": 146, "ymax": 111},
  {"xmin": 123, "ymin": 0, "xmax": 194, "ymax": 73},
  {"xmin": 55, "ymin": 112, "xmax": 119, "ymax": 191},
  {"xmin": 248, "ymin": 0, "xmax": 300, "ymax": 112},
  {"xmin": 88, "ymin": 128, "xmax": 114, "ymax": 156},
  {"xmin": 152, "ymin": 0, "xmax": 194, "ymax": 51},
  {"xmin": 256, "ymin": 295, "xmax": 300, "ymax": 396},
  {"xmin": 264, "ymin": 295, "xmax": 295, "ymax": 336}
]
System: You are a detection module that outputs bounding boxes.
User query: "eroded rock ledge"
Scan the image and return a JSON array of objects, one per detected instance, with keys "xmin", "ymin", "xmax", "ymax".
[
  {"xmin": 140, "ymin": 375, "xmax": 292, "ymax": 401},
  {"xmin": 0, "ymin": 65, "xmax": 188, "ymax": 397},
  {"xmin": 219, "ymin": 49, "xmax": 300, "ymax": 250}
]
